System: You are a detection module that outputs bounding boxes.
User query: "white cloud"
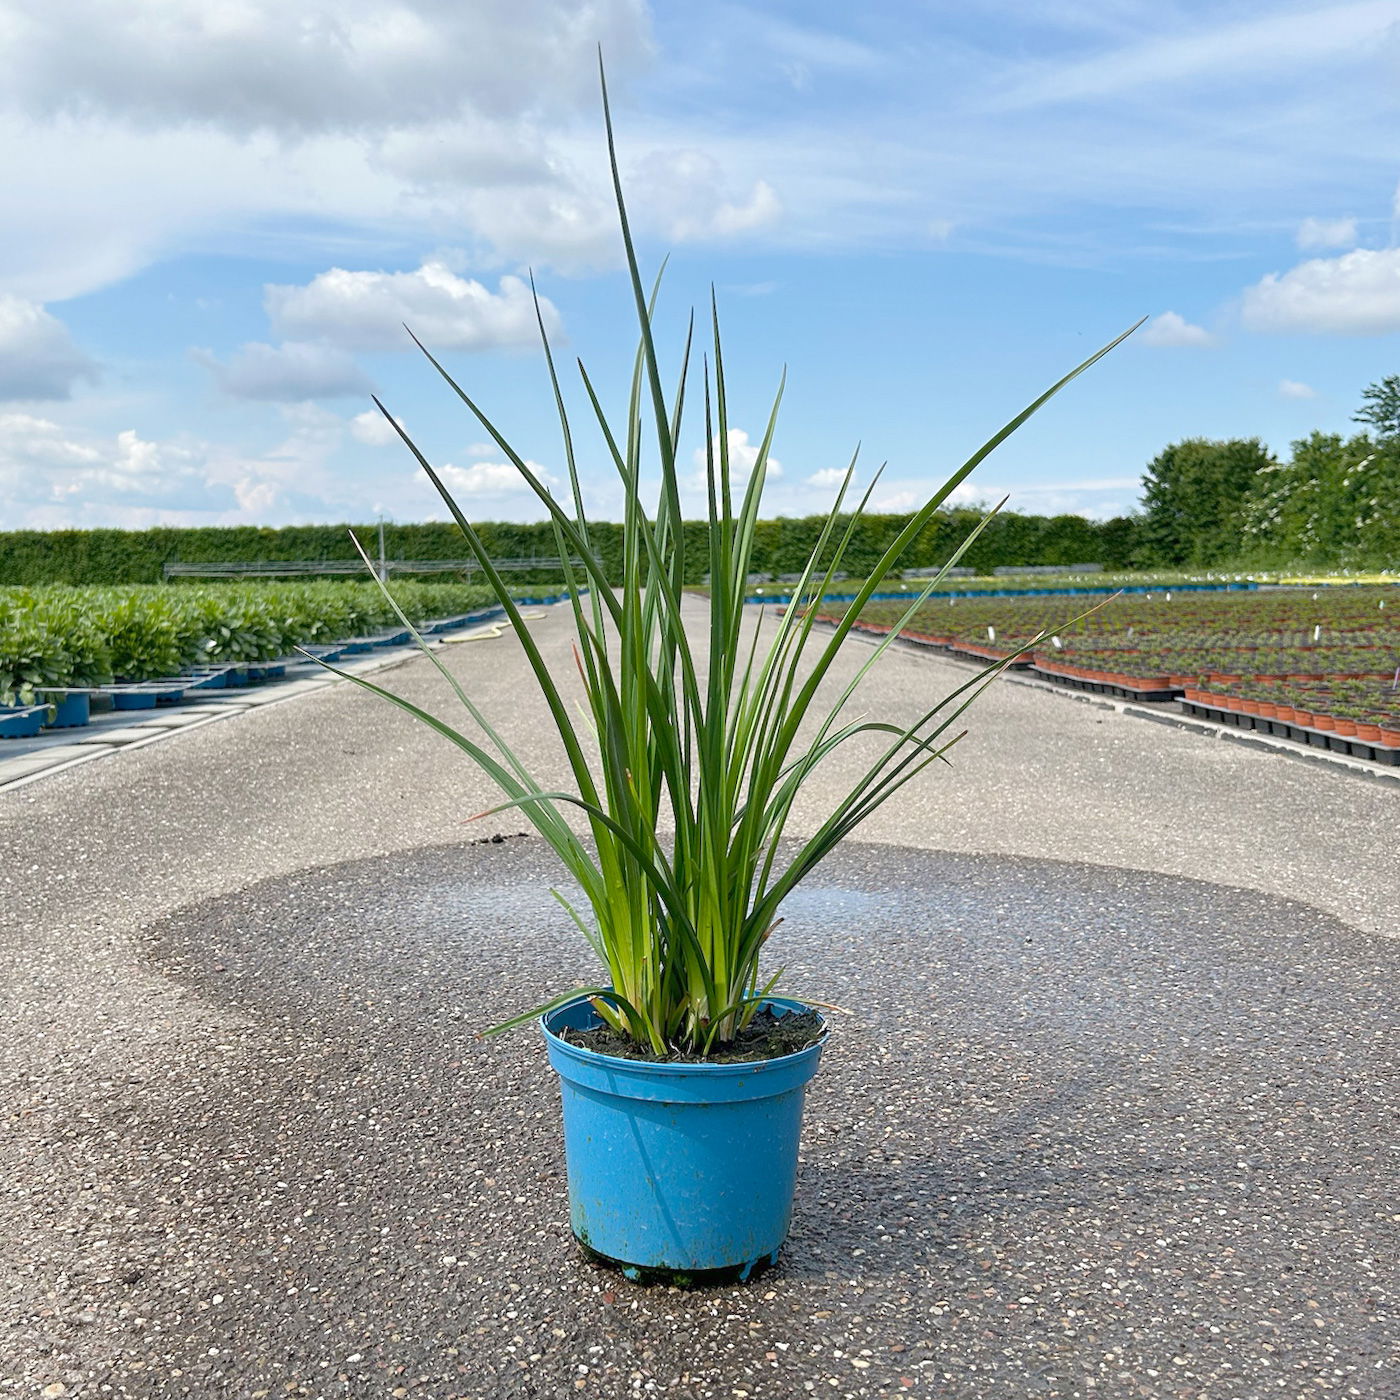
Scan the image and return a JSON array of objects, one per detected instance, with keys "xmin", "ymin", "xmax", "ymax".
[
  {"xmin": 373, "ymin": 124, "xmax": 557, "ymax": 189},
  {"xmin": 0, "ymin": 398, "xmax": 567, "ymax": 528},
  {"xmin": 0, "ymin": 0, "xmax": 652, "ymax": 138},
  {"xmin": 806, "ymin": 467, "xmax": 850, "ymax": 488},
  {"xmin": 0, "ymin": 413, "xmax": 198, "ymax": 509},
  {"xmin": 988, "ymin": 1, "xmax": 1400, "ymax": 110},
  {"xmin": 194, "ymin": 341, "xmax": 373, "ymax": 400},
  {"xmin": 435, "ymin": 459, "xmax": 558, "ymax": 498},
  {"xmin": 0, "ymin": 0, "xmax": 1391, "ymax": 308},
  {"xmin": 1241, "ymin": 247, "xmax": 1400, "ymax": 334},
  {"xmin": 870, "ymin": 475, "xmax": 1140, "ymax": 520},
  {"xmin": 266, "ymin": 264, "xmax": 560, "ymax": 353},
  {"xmin": 201, "ymin": 403, "xmax": 347, "ymax": 516},
  {"xmin": 632, "ymin": 150, "xmax": 782, "ymax": 242},
  {"xmin": 350, "ymin": 409, "xmax": 404, "ymax": 446},
  {"xmin": 1296, "ymin": 216, "xmax": 1356, "ymax": 251},
  {"xmin": 1278, "ymin": 379, "xmax": 1317, "ymax": 399},
  {"xmin": 870, "ymin": 488, "xmax": 918, "ymax": 513},
  {"xmin": 707, "ymin": 181, "xmax": 782, "ymax": 238},
  {"xmin": 0, "ymin": 400, "xmax": 372, "ymax": 527},
  {"xmin": 1140, "ymin": 311, "xmax": 1214, "ymax": 347},
  {"xmin": 0, "ymin": 296, "xmax": 98, "ymax": 400},
  {"xmin": 692, "ymin": 428, "xmax": 782, "ymax": 480}
]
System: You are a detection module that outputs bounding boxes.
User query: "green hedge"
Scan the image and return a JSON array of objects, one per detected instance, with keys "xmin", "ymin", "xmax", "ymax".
[{"xmin": 0, "ymin": 511, "xmax": 1147, "ymax": 586}]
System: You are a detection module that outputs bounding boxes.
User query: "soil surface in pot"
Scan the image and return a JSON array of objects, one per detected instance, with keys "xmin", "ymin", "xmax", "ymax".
[{"xmin": 559, "ymin": 1005, "xmax": 825, "ymax": 1063}]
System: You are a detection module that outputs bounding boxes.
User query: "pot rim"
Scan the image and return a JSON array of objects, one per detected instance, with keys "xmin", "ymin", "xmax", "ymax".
[{"xmin": 541, "ymin": 992, "xmax": 827, "ymax": 1078}]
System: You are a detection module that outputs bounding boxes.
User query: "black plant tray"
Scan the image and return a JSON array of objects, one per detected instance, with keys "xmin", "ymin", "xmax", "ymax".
[
  {"xmin": 943, "ymin": 644, "xmax": 1034, "ymax": 670},
  {"xmin": 1031, "ymin": 667, "xmax": 1181, "ymax": 703},
  {"xmin": 1178, "ymin": 699, "xmax": 1400, "ymax": 766}
]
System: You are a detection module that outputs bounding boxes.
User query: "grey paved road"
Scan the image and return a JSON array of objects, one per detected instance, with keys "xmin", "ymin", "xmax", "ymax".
[{"xmin": 2, "ymin": 596, "xmax": 1396, "ymax": 1400}]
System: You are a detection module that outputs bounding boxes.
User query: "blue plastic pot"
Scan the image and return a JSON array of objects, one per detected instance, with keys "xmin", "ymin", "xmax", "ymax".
[
  {"xmin": 541, "ymin": 995, "xmax": 825, "ymax": 1286},
  {"xmin": 42, "ymin": 691, "xmax": 90, "ymax": 729},
  {"xmin": 0, "ymin": 705, "xmax": 47, "ymax": 738}
]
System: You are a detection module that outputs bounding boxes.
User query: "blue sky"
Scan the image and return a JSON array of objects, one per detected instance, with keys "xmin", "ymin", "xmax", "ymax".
[{"xmin": 2, "ymin": 0, "xmax": 1398, "ymax": 531}]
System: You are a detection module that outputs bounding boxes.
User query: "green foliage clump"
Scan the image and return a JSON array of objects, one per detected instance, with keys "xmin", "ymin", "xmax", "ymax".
[
  {"xmin": 0, "ymin": 580, "xmax": 502, "ymax": 700},
  {"xmin": 0, "ymin": 589, "xmax": 114, "ymax": 706},
  {"xmin": 1238, "ymin": 431, "xmax": 1400, "ymax": 568},
  {"xmin": 1354, "ymin": 375, "xmax": 1400, "ymax": 442}
]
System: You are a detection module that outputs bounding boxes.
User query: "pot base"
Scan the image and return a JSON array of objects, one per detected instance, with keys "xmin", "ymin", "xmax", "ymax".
[{"xmin": 576, "ymin": 1236, "xmax": 780, "ymax": 1288}]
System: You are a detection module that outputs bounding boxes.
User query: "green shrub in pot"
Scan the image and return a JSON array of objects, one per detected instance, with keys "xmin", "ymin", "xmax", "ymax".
[{"xmin": 322, "ymin": 70, "xmax": 1138, "ymax": 1058}]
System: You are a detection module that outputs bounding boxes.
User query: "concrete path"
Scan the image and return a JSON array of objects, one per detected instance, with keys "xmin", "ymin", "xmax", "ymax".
[{"xmin": 2, "ymin": 596, "xmax": 1395, "ymax": 1399}]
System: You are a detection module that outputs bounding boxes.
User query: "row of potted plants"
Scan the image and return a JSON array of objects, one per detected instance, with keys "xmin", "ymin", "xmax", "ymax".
[
  {"xmin": 0, "ymin": 579, "xmax": 504, "ymax": 707},
  {"xmin": 842, "ymin": 613, "xmax": 1399, "ymax": 692},
  {"xmin": 1183, "ymin": 677, "xmax": 1400, "ymax": 746},
  {"xmin": 819, "ymin": 585, "xmax": 1400, "ymax": 703},
  {"xmin": 816, "ymin": 606, "xmax": 1400, "ymax": 745},
  {"xmin": 1031, "ymin": 647, "xmax": 1398, "ymax": 689},
  {"xmin": 840, "ymin": 587, "xmax": 1399, "ymax": 652}
]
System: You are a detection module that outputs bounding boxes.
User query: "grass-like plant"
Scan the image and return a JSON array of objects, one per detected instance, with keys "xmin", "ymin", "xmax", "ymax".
[{"xmin": 324, "ymin": 66, "xmax": 1138, "ymax": 1056}]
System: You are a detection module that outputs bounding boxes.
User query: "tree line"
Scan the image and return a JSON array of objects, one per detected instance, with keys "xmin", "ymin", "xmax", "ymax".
[
  {"xmin": 0, "ymin": 510, "xmax": 1142, "ymax": 587},
  {"xmin": 1139, "ymin": 376, "xmax": 1400, "ymax": 569},
  {"xmin": 2, "ymin": 377, "xmax": 1394, "ymax": 585}
]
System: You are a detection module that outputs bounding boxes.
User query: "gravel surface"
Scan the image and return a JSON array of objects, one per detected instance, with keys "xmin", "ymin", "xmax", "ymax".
[{"xmin": 3, "ymin": 596, "xmax": 1397, "ymax": 1399}]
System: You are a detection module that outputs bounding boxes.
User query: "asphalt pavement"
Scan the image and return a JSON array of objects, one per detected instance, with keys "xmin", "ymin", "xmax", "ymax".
[{"xmin": 2, "ymin": 596, "xmax": 1395, "ymax": 1400}]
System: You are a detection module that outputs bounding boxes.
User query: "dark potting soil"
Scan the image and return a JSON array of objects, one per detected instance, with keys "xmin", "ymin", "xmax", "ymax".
[{"xmin": 559, "ymin": 1006, "xmax": 826, "ymax": 1064}]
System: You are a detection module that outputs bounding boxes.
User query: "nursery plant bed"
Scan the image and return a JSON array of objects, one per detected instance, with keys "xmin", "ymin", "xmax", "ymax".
[{"xmin": 1178, "ymin": 697, "xmax": 1400, "ymax": 766}]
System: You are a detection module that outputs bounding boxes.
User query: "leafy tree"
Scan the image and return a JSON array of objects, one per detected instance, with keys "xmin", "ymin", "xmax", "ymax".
[
  {"xmin": 1354, "ymin": 375, "xmax": 1400, "ymax": 442},
  {"xmin": 1238, "ymin": 430, "xmax": 1400, "ymax": 567},
  {"xmin": 1139, "ymin": 437, "xmax": 1277, "ymax": 565},
  {"xmin": 1094, "ymin": 515, "xmax": 1144, "ymax": 569}
]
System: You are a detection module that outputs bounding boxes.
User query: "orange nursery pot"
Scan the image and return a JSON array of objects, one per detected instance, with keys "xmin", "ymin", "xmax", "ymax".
[
  {"xmin": 1354, "ymin": 724, "xmax": 1383, "ymax": 743},
  {"xmin": 1274, "ymin": 707, "xmax": 1296, "ymax": 724},
  {"xmin": 1257, "ymin": 703, "xmax": 1277, "ymax": 719},
  {"xmin": 1292, "ymin": 710, "xmax": 1315, "ymax": 726},
  {"xmin": 1377, "ymin": 728, "xmax": 1400, "ymax": 748},
  {"xmin": 1313, "ymin": 714, "xmax": 1337, "ymax": 731},
  {"xmin": 1333, "ymin": 719, "xmax": 1359, "ymax": 737}
]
